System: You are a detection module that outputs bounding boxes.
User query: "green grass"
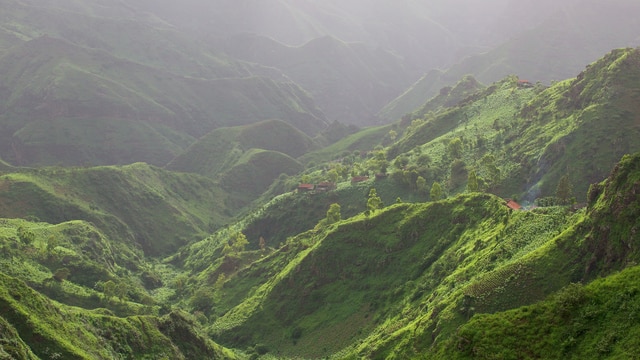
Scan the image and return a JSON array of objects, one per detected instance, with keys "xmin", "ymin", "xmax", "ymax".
[
  {"xmin": 441, "ymin": 265, "xmax": 640, "ymax": 359},
  {"xmin": 0, "ymin": 163, "xmax": 236, "ymax": 257},
  {"xmin": 172, "ymin": 150, "xmax": 640, "ymax": 359},
  {"xmin": 168, "ymin": 119, "xmax": 313, "ymax": 179},
  {"xmin": 383, "ymin": 48, "xmax": 640, "ymax": 203},
  {"xmin": 300, "ymin": 124, "xmax": 394, "ymax": 165},
  {"xmin": 0, "ymin": 272, "xmax": 236, "ymax": 359}
]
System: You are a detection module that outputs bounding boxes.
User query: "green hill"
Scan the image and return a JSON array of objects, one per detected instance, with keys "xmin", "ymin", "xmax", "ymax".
[
  {"xmin": 172, "ymin": 147, "xmax": 640, "ymax": 358},
  {"xmin": 167, "ymin": 120, "xmax": 313, "ymax": 200},
  {"xmin": 157, "ymin": 48, "xmax": 640, "ymax": 358},
  {"xmin": 0, "ymin": 36, "xmax": 327, "ymax": 166},
  {"xmin": 0, "ymin": 0, "xmax": 332, "ymax": 167},
  {"xmin": 0, "ymin": 272, "xmax": 235, "ymax": 359},
  {"xmin": 379, "ymin": 0, "xmax": 640, "ymax": 121},
  {"xmin": 434, "ymin": 151, "xmax": 640, "ymax": 359},
  {"xmin": 0, "ymin": 163, "xmax": 236, "ymax": 256},
  {"xmin": 385, "ymin": 48, "xmax": 640, "ymax": 202},
  {"xmin": 218, "ymin": 34, "xmax": 414, "ymax": 125},
  {"xmin": 1, "ymin": 2, "xmax": 640, "ymax": 356},
  {"xmin": 168, "ymin": 119, "xmax": 314, "ymax": 178},
  {"xmin": 220, "ymin": 149, "xmax": 304, "ymax": 202}
]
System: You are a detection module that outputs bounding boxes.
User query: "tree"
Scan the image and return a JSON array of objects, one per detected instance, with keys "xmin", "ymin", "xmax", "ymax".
[
  {"xmin": 556, "ymin": 174, "xmax": 573, "ymax": 205},
  {"xmin": 230, "ymin": 231, "xmax": 249, "ymax": 253},
  {"xmin": 17, "ymin": 226, "xmax": 35, "ymax": 245},
  {"xmin": 46, "ymin": 235, "xmax": 59, "ymax": 254},
  {"xmin": 416, "ymin": 153, "xmax": 432, "ymax": 167},
  {"xmin": 481, "ymin": 154, "xmax": 501, "ymax": 185},
  {"xmin": 430, "ymin": 181, "xmax": 443, "ymax": 201},
  {"xmin": 449, "ymin": 159, "xmax": 468, "ymax": 189},
  {"xmin": 388, "ymin": 129, "xmax": 398, "ymax": 141},
  {"xmin": 214, "ymin": 273, "xmax": 226, "ymax": 292},
  {"xmin": 327, "ymin": 169, "xmax": 339, "ymax": 183},
  {"xmin": 393, "ymin": 156, "xmax": 409, "ymax": 169},
  {"xmin": 326, "ymin": 203, "xmax": 341, "ymax": 224},
  {"xmin": 222, "ymin": 243, "xmax": 234, "ymax": 256},
  {"xmin": 467, "ymin": 170, "xmax": 479, "ymax": 192},
  {"xmin": 367, "ymin": 188, "xmax": 382, "ymax": 213},
  {"xmin": 52, "ymin": 267, "xmax": 71, "ymax": 282},
  {"xmin": 115, "ymin": 281, "xmax": 128, "ymax": 303},
  {"xmin": 448, "ymin": 138, "xmax": 463, "ymax": 159},
  {"xmin": 103, "ymin": 280, "xmax": 116, "ymax": 300},
  {"xmin": 416, "ymin": 176, "xmax": 428, "ymax": 195},
  {"xmin": 259, "ymin": 236, "xmax": 266, "ymax": 252}
]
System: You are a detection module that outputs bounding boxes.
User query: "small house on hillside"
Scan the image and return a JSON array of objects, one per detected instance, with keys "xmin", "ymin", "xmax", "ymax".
[
  {"xmin": 297, "ymin": 183, "xmax": 315, "ymax": 192},
  {"xmin": 517, "ymin": 79, "xmax": 533, "ymax": 88},
  {"xmin": 316, "ymin": 182, "xmax": 336, "ymax": 192},
  {"xmin": 351, "ymin": 176, "xmax": 370, "ymax": 184},
  {"xmin": 505, "ymin": 199, "xmax": 522, "ymax": 211}
]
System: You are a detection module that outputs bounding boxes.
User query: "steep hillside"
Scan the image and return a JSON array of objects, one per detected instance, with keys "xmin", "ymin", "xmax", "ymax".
[
  {"xmin": 218, "ymin": 34, "xmax": 413, "ymax": 125},
  {"xmin": 441, "ymin": 265, "xmax": 640, "ymax": 359},
  {"xmin": 176, "ymin": 148, "xmax": 640, "ymax": 359},
  {"xmin": 188, "ymin": 193, "xmax": 576, "ymax": 358},
  {"xmin": 0, "ymin": 163, "xmax": 236, "ymax": 256},
  {"xmin": 168, "ymin": 120, "xmax": 315, "ymax": 178},
  {"xmin": 0, "ymin": 1, "xmax": 330, "ymax": 167},
  {"xmin": 299, "ymin": 124, "xmax": 394, "ymax": 165},
  {"xmin": 0, "ymin": 272, "xmax": 235, "ymax": 359},
  {"xmin": 219, "ymin": 149, "xmax": 304, "ymax": 201},
  {"xmin": 0, "ymin": 36, "xmax": 327, "ymax": 166},
  {"xmin": 380, "ymin": 0, "xmax": 640, "ymax": 120},
  {"xmin": 433, "ymin": 151, "xmax": 640, "ymax": 359},
  {"xmin": 167, "ymin": 120, "xmax": 313, "ymax": 202},
  {"xmin": 385, "ymin": 48, "xmax": 640, "ymax": 202}
]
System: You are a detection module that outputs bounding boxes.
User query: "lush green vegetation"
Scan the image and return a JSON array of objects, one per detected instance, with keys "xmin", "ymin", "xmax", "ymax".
[
  {"xmin": 441, "ymin": 265, "xmax": 640, "ymax": 359},
  {"xmin": 1, "ymin": 2, "xmax": 640, "ymax": 356},
  {"xmin": 0, "ymin": 163, "xmax": 237, "ymax": 256},
  {"xmin": 379, "ymin": 1, "xmax": 640, "ymax": 119}
]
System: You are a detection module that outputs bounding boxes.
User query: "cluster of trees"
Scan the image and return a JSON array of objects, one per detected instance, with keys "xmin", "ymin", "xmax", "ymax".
[{"xmin": 222, "ymin": 231, "xmax": 249, "ymax": 256}]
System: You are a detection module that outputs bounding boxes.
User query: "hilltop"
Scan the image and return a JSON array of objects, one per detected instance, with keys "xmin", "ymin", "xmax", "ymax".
[{"xmin": 379, "ymin": 0, "xmax": 640, "ymax": 120}]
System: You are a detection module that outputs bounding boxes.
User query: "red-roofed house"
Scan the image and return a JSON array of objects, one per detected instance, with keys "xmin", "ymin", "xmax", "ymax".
[
  {"xmin": 297, "ymin": 184, "xmax": 315, "ymax": 192},
  {"xmin": 517, "ymin": 79, "xmax": 533, "ymax": 88},
  {"xmin": 505, "ymin": 199, "xmax": 522, "ymax": 211},
  {"xmin": 351, "ymin": 176, "xmax": 370, "ymax": 183},
  {"xmin": 316, "ymin": 182, "xmax": 336, "ymax": 191}
]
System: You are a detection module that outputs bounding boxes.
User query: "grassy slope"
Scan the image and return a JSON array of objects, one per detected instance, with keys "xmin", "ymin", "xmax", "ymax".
[
  {"xmin": 204, "ymin": 193, "xmax": 575, "ymax": 358},
  {"xmin": 167, "ymin": 119, "xmax": 314, "ymax": 203},
  {"xmin": 379, "ymin": 0, "xmax": 640, "ymax": 120},
  {"xmin": 219, "ymin": 149, "xmax": 303, "ymax": 200},
  {"xmin": 443, "ymin": 266, "xmax": 640, "ymax": 359},
  {"xmin": 0, "ymin": 163, "xmax": 235, "ymax": 257},
  {"xmin": 167, "ymin": 119, "xmax": 314, "ymax": 179},
  {"xmin": 436, "ymin": 152, "xmax": 640, "ymax": 359},
  {"xmin": 386, "ymin": 48, "xmax": 640, "ymax": 202},
  {"xmin": 0, "ymin": 272, "xmax": 235, "ymax": 359},
  {"xmin": 299, "ymin": 125, "xmax": 394, "ymax": 165},
  {"xmin": 378, "ymin": 69, "xmax": 474, "ymax": 122},
  {"xmin": 172, "ymin": 146, "xmax": 640, "ymax": 358}
]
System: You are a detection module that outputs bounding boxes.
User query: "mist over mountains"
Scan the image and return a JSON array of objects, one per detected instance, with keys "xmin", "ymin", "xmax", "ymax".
[
  {"xmin": 0, "ymin": 0, "xmax": 638, "ymax": 159},
  {"xmin": 1, "ymin": 1, "xmax": 640, "ymax": 359}
]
